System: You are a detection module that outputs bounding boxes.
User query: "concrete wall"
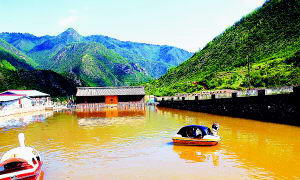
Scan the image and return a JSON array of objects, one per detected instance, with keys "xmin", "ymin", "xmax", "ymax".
[{"xmin": 157, "ymin": 87, "xmax": 299, "ymax": 125}]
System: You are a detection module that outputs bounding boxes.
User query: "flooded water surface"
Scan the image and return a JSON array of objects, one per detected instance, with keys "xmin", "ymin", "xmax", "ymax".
[{"xmin": 0, "ymin": 107, "xmax": 299, "ymax": 179}]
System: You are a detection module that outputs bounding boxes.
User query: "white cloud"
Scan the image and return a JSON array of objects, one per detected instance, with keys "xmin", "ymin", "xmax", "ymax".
[
  {"xmin": 58, "ymin": 9, "xmax": 79, "ymax": 28},
  {"xmin": 59, "ymin": 15, "xmax": 78, "ymax": 27}
]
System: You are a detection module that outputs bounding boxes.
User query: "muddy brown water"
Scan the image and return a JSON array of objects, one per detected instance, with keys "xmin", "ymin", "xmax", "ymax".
[{"xmin": 0, "ymin": 106, "xmax": 299, "ymax": 179}]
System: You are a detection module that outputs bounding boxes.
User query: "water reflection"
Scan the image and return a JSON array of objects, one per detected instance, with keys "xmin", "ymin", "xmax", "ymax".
[
  {"xmin": 38, "ymin": 171, "xmax": 44, "ymax": 180},
  {"xmin": 76, "ymin": 107, "xmax": 146, "ymax": 127},
  {"xmin": 77, "ymin": 116, "xmax": 145, "ymax": 127},
  {"xmin": 76, "ymin": 107, "xmax": 145, "ymax": 118},
  {"xmin": 0, "ymin": 111, "xmax": 53, "ymax": 129},
  {"xmin": 173, "ymin": 145, "xmax": 220, "ymax": 166}
]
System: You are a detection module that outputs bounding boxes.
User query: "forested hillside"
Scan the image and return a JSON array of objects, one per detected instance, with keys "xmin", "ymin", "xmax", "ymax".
[
  {"xmin": 0, "ymin": 28, "xmax": 192, "ymax": 86},
  {"xmin": 147, "ymin": 0, "xmax": 300, "ymax": 96},
  {"xmin": 0, "ymin": 42, "xmax": 81, "ymax": 96},
  {"xmin": 50, "ymin": 42, "xmax": 151, "ymax": 86}
]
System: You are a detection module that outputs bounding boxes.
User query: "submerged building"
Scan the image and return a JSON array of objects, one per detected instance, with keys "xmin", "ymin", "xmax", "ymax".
[
  {"xmin": 76, "ymin": 86, "xmax": 145, "ymax": 105},
  {"xmin": 1, "ymin": 90, "xmax": 51, "ymax": 106},
  {"xmin": 0, "ymin": 90, "xmax": 52, "ymax": 117},
  {"xmin": 0, "ymin": 94, "xmax": 32, "ymax": 110}
]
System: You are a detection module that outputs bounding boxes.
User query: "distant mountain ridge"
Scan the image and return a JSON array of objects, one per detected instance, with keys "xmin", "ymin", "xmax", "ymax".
[
  {"xmin": 50, "ymin": 42, "xmax": 151, "ymax": 86},
  {"xmin": 0, "ymin": 28, "xmax": 192, "ymax": 85}
]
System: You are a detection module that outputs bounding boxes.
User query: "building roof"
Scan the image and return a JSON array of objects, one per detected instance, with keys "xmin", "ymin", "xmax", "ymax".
[
  {"xmin": 3, "ymin": 90, "xmax": 50, "ymax": 97},
  {"xmin": 76, "ymin": 86, "xmax": 145, "ymax": 96},
  {"xmin": 0, "ymin": 94, "xmax": 29, "ymax": 102}
]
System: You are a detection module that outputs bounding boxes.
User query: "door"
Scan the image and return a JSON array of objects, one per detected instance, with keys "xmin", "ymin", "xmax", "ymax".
[{"xmin": 105, "ymin": 96, "xmax": 118, "ymax": 104}]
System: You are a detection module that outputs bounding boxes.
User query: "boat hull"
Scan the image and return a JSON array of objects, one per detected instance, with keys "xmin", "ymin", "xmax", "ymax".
[
  {"xmin": 172, "ymin": 137, "xmax": 219, "ymax": 146},
  {"xmin": 0, "ymin": 161, "xmax": 42, "ymax": 180},
  {"xmin": 0, "ymin": 133, "xmax": 43, "ymax": 180}
]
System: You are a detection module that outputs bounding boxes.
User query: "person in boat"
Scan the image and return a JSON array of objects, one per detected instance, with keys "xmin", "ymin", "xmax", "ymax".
[
  {"xmin": 180, "ymin": 126, "xmax": 206, "ymax": 138},
  {"xmin": 187, "ymin": 127, "xmax": 202, "ymax": 138},
  {"xmin": 195, "ymin": 128, "xmax": 202, "ymax": 138},
  {"xmin": 212, "ymin": 123, "xmax": 220, "ymax": 136},
  {"xmin": 178, "ymin": 123, "xmax": 219, "ymax": 139}
]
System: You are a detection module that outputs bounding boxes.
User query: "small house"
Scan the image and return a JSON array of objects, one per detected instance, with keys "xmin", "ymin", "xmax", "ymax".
[
  {"xmin": 0, "ymin": 94, "xmax": 32, "ymax": 111},
  {"xmin": 1, "ymin": 90, "xmax": 51, "ymax": 106},
  {"xmin": 76, "ymin": 86, "xmax": 145, "ymax": 105}
]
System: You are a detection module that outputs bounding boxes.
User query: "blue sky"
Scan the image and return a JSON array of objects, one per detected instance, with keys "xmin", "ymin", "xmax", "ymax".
[{"xmin": 0, "ymin": 0, "xmax": 265, "ymax": 52}]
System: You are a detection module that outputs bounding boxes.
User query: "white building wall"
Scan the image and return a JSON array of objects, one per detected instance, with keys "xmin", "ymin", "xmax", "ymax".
[
  {"xmin": 21, "ymin": 98, "xmax": 33, "ymax": 108},
  {"xmin": 0, "ymin": 97, "xmax": 32, "ymax": 111},
  {"xmin": 1, "ymin": 99, "xmax": 20, "ymax": 111},
  {"xmin": 0, "ymin": 97, "xmax": 48, "ymax": 117}
]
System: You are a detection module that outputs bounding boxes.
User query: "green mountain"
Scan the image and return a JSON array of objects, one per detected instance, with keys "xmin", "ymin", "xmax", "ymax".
[
  {"xmin": 0, "ymin": 41, "xmax": 81, "ymax": 96},
  {"xmin": 85, "ymin": 35, "xmax": 193, "ymax": 78},
  {"xmin": 27, "ymin": 28, "xmax": 83, "ymax": 66},
  {"xmin": 50, "ymin": 42, "xmax": 151, "ymax": 86},
  {"xmin": 0, "ymin": 32, "xmax": 50, "ymax": 53},
  {"xmin": 0, "ymin": 39, "xmax": 37, "ymax": 69},
  {"xmin": 0, "ymin": 28, "xmax": 192, "ymax": 85},
  {"xmin": 148, "ymin": 0, "xmax": 300, "ymax": 96}
]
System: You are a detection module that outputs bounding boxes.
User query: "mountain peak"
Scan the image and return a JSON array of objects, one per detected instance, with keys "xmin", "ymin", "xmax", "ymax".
[
  {"xmin": 65, "ymin": 28, "xmax": 77, "ymax": 33},
  {"xmin": 60, "ymin": 28, "xmax": 79, "ymax": 36},
  {"xmin": 58, "ymin": 28, "xmax": 82, "ymax": 42}
]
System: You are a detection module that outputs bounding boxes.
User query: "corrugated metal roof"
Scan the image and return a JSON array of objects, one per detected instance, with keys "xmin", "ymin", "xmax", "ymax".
[
  {"xmin": 76, "ymin": 86, "xmax": 145, "ymax": 96},
  {"xmin": 0, "ymin": 95, "xmax": 29, "ymax": 102},
  {"xmin": 3, "ymin": 90, "xmax": 50, "ymax": 97}
]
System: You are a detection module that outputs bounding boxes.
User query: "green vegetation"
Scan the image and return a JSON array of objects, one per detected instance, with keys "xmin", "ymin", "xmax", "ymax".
[
  {"xmin": 1, "ymin": 0, "xmax": 298, "ymax": 96},
  {"xmin": 0, "ymin": 39, "xmax": 38, "ymax": 68},
  {"xmin": 0, "ymin": 28, "xmax": 192, "ymax": 86},
  {"xmin": 0, "ymin": 47, "xmax": 34, "ymax": 71},
  {"xmin": 147, "ymin": 0, "xmax": 300, "ymax": 96},
  {"xmin": 50, "ymin": 42, "xmax": 152, "ymax": 86},
  {"xmin": 0, "ymin": 43, "xmax": 81, "ymax": 96},
  {"xmin": 0, "ymin": 60, "xmax": 17, "ymax": 71},
  {"xmin": 0, "ymin": 28, "xmax": 191, "ymax": 93},
  {"xmin": 0, "ymin": 68, "xmax": 80, "ymax": 97}
]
